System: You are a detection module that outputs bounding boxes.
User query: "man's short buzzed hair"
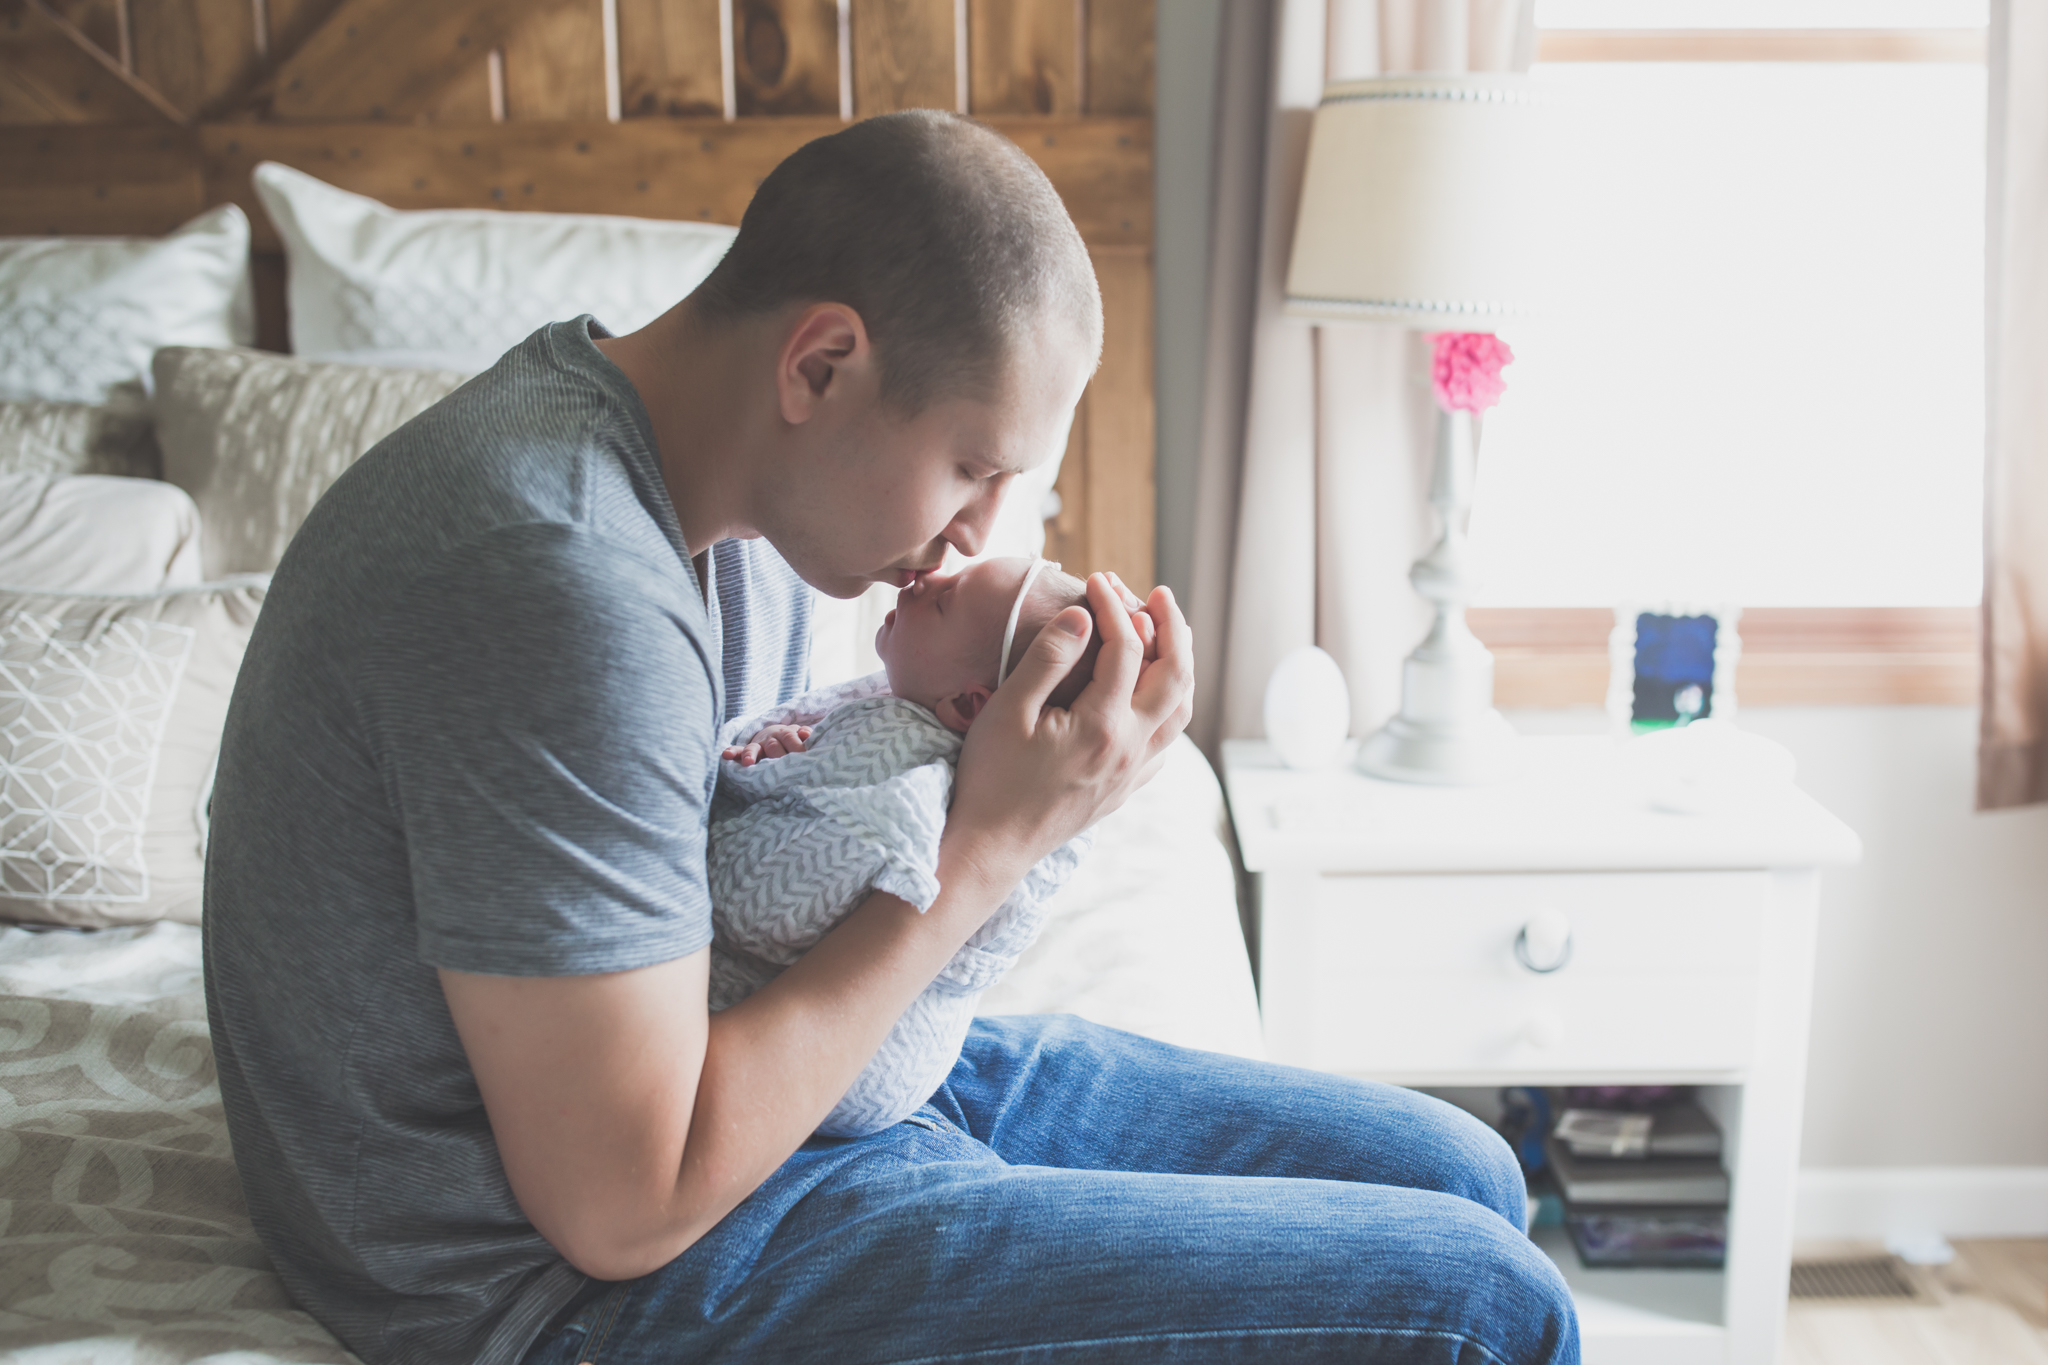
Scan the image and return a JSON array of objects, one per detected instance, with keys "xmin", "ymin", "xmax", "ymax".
[{"xmin": 691, "ymin": 110, "xmax": 1103, "ymax": 412}]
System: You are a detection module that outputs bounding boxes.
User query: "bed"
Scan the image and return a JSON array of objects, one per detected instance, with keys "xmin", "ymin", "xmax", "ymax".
[
  {"xmin": 1, "ymin": 7, "xmax": 1262, "ymax": 1358},
  {"xmin": 0, "ymin": 742, "xmax": 1257, "ymax": 1363}
]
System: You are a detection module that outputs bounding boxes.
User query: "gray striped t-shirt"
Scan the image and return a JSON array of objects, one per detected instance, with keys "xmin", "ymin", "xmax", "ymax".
[{"xmin": 203, "ymin": 319, "xmax": 811, "ymax": 1365}]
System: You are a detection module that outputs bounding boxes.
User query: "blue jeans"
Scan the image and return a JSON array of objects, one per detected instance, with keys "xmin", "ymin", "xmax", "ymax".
[{"xmin": 524, "ymin": 1015, "xmax": 1579, "ymax": 1364}]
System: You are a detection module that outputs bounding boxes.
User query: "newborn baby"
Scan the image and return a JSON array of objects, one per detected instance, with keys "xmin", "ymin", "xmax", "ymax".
[{"xmin": 707, "ymin": 557, "xmax": 1105, "ymax": 1136}]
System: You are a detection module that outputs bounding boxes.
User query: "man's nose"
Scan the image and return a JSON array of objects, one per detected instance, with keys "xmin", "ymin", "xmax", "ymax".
[{"xmin": 945, "ymin": 477, "xmax": 1010, "ymax": 559}]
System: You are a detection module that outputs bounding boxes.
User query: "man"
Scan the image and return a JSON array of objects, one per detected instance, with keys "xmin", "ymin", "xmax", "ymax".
[{"xmin": 205, "ymin": 111, "xmax": 1577, "ymax": 1365}]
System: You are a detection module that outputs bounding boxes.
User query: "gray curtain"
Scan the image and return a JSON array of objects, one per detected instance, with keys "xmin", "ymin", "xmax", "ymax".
[
  {"xmin": 1187, "ymin": 0, "xmax": 1536, "ymax": 757},
  {"xmin": 1979, "ymin": 0, "xmax": 2048, "ymax": 810}
]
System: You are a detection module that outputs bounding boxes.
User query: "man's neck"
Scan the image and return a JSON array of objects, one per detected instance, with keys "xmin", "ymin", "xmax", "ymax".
[{"xmin": 595, "ymin": 306, "xmax": 768, "ymax": 558}]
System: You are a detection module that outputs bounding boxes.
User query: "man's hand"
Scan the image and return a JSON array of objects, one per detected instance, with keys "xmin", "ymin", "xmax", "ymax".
[
  {"xmin": 946, "ymin": 571, "xmax": 1192, "ymax": 887},
  {"xmin": 722, "ymin": 723, "xmax": 811, "ymax": 766}
]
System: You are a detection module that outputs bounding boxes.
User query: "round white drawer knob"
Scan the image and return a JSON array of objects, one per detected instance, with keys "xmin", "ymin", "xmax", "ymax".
[
  {"xmin": 1515, "ymin": 910, "xmax": 1574, "ymax": 974},
  {"xmin": 1523, "ymin": 1012, "xmax": 1565, "ymax": 1050}
]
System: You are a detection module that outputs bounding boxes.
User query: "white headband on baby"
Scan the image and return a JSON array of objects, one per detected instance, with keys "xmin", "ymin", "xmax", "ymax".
[{"xmin": 997, "ymin": 558, "xmax": 1059, "ymax": 685}]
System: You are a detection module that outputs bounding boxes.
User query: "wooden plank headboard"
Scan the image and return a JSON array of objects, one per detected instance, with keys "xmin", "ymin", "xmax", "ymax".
[{"xmin": 0, "ymin": 0, "xmax": 1156, "ymax": 587}]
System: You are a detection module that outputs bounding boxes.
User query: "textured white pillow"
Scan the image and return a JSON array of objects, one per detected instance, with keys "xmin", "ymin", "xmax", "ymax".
[
  {"xmin": 0, "ymin": 578, "xmax": 266, "ymax": 927},
  {"xmin": 0, "ymin": 476, "xmax": 204, "ymax": 594},
  {"xmin": 0, "ymin": 205, "xmax": 255, "ymax": 404},
  {"xmin": 252, "ymin": 162, "xmax": 737, "ymax": 371}
]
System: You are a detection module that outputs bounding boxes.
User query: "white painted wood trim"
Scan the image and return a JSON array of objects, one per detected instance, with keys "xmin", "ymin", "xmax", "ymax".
[{"xmin": 1796, "ymin": 1167, "xmax": 2048, "ymax": 1239}]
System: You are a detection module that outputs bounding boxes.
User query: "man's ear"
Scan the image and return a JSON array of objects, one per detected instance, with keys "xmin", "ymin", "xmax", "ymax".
[
  {"xmin": 777, "ymin": 303, "xmax": 869, "ymax": 425},
  {"xmin": 936, "ymin": 684, "xmax": 994, "ymax": 734}
]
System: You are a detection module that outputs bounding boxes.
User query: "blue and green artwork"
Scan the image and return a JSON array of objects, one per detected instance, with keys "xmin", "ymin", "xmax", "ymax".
[{"xmin": 1630, "ymin": 612, "xmax": 1718, "ymax": 733}]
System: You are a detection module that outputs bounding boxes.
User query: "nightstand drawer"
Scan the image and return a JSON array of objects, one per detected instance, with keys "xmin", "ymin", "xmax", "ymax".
[{"xmin": 1259, "ymin": 871, "xmax": 1767, "ymax": 1078}]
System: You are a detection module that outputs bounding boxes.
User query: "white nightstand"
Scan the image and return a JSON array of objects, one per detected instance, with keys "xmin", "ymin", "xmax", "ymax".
[{"xmin": 1221, "ymin": 737, "xmax": 1861, "ymax": 1365}]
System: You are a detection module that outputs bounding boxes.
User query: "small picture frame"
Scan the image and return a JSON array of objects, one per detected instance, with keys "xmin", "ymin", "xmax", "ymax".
[{"xmin": 1607, "ymin": 605, "xmax": 1741, "ymax": 735}]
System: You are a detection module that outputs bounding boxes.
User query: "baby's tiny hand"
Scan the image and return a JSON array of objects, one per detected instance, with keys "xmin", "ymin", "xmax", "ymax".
[
  {"xmin": 722, "ymin": 724, "xmax": 812, "ymax": 766},
  {"xmin": 1108, "ymin": 571, "xmax": 1161, "ymax": 662}
]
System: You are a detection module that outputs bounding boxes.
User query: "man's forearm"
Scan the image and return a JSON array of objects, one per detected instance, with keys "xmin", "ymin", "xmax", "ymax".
[{"xmin": 666, "ymin": 838, "xmax": 1025, "ymax": 1248}]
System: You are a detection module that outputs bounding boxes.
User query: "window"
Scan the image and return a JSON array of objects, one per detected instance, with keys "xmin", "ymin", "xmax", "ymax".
[{"xmin": 1467, "ymin": 1, "xmax": 1987, "ymax": 610}]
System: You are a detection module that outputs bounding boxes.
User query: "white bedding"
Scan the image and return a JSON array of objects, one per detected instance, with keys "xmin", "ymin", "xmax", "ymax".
[{"xmin": 0, "ymin": 737, "xmax": 1260, "ymax": 1363}]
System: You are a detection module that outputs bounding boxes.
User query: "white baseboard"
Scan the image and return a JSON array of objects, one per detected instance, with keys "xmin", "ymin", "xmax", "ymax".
[{"xmin": 1797, "ymin": 1167, "xmax": 2048, "ymax": 1240}]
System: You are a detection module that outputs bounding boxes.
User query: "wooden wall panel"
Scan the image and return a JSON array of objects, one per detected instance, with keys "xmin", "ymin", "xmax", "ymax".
[
  {"xmin": 1047, "ymin": 246, "xmax": 1153, "ymax": 586},
  {"xmin": 267, "ymin": 0, "xmax": 561, "ymax": 121},
  {"xmin": 420, "ymin": 57, "xmax": 496, "ymax": 124},
  {"xmin": 732, "ymin": 0, "xmax": 838, "ymax": 116},
  {"xmin": 617, "ymin": 0, "xmax": 723, "ymax": 117},
  {"xmin": 968, "ymin": 0, "xmax": 1076, "ymax": 116},
  {"xmin": 1, "ymin": 0, "xmax": 181, "ymax": 124},
  {"xmin": 0, "ymin": 125, "xmax": 201, "ymax": 232},
  {"xmin": 849, "ymin": 0, "xmax": 953, "ymax": 114},
  {"xmin": 1077, "ymin": 244, "xmax": 1153, "ymax": 585},
  {"xmin": 45, "ymin": 0, "xmax": 121, "ymax": 63},
  {"xmin": 131, "ymin": 0, "xmax": 262, "ymax": 118},
  {"xmin": 265, "ymin": 0, "xmax": 348, "ymax": 68},
  {"xmin": 196, "ymin": 115, "xmax": 1148, "ymax": 244},
  {"xmin": 502, "ymin": 0, "xmax": 607, "ymax": 120},
  {"xmin": 1084, "ymin": 0, "xmax": 1149, "ymax": 114}
]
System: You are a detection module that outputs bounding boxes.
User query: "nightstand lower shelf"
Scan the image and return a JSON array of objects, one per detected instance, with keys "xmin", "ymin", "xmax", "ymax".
[{"xmin": 1531, "ymin": 1226, "xmax": 1726, "ymax": 1365}]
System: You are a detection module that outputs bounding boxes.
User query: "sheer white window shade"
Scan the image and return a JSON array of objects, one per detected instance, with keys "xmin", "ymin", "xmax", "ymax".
[{"xmin": 1467, "ymin": 61, "xmax": 1985, "ymax": 608}]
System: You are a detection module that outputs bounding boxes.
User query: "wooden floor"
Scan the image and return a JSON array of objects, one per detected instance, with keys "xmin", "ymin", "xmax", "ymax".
[{"xmin": 1784, "ymin": 1240, "xmax": 2048, "ymax": 1365}]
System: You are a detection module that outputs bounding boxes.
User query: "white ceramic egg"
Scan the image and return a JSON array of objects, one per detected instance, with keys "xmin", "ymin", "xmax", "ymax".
[{"xmin": 1263, "ymin": 645, "xmax": 1351, "ymax": 770}]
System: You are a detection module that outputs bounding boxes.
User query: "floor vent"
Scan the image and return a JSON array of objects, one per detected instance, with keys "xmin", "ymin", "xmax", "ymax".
[{"xmin": 1789, "ymin": 1256, "xmax": 1928, "ymax": 1302}]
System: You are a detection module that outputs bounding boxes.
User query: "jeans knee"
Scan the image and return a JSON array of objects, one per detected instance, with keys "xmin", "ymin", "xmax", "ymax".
[
  {"xmin": 1411, "ymin": 1092, "xmax": 1528, "ymax": 1230},
  {"xmin": 1485, "ymin": 1221, "xmax": 1580, "ymax": 1364},
  {"xmin": 1465, "ymin": 1113, "xmax": 1530, "ymax": 1231}
]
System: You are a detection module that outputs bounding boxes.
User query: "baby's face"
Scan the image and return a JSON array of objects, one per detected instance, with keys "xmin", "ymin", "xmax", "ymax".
[{"xmin": 875, "ymin": 557, "xmax": 1035, "ymax": 716}]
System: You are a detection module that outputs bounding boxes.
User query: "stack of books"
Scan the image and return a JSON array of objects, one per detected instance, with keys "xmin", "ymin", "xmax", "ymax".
[{"xmin": 1546, "ymin": 1102, "xmax": 1729, "ymax": 1269}]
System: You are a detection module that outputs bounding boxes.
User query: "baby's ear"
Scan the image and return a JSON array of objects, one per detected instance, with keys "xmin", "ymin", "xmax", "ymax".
[{"xmin": 936, "ymin": 684, "xmax": 994, "ymax": 734}]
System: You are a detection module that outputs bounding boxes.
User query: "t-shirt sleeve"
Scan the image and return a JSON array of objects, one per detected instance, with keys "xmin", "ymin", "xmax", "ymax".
[{"xmin": 355, "ymin": 523, "xmax": 719, "ymax": 976}]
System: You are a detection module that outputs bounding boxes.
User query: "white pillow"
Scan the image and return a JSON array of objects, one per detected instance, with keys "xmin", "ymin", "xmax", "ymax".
[
  {"xmin": 251, "ymin": 162, "xmax": 738, "ymax": 371},
  {"xmin": 0, "ymin": 205, "xmax": 255, "ymax": 403},
  {"xmin": 0, "ymin": 476, "xmax": 204, "ymax": 595}
]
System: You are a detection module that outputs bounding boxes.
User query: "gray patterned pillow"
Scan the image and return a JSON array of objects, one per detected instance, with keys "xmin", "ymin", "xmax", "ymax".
[
  {"xmin": 0, "ymin": 579, "xmax": 265, "ymax": 927},
  {"xmin": 153, "ymin": 346, "xmax": 471, "ymax": 576}
]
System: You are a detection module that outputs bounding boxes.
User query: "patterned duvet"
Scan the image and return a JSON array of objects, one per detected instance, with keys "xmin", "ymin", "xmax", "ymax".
[
  {"xmin": 0, "ymin": 738, "xmax": 1260, "ymax": 1364},
  {"xmin": 0, "ymin": 921, "xmax": 358, "ymax": 1363}
]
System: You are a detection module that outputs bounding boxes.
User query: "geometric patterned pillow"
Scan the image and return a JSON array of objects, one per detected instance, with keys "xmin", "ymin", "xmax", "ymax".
[{"xmin": 0, "ymin": 579, "xmax": 265, "ymax": 927}]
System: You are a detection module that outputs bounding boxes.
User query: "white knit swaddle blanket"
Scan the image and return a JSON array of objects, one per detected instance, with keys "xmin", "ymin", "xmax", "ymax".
[{"xmin": 708, "ymin": 673, "xmax": 1089, "ymax": 1136}]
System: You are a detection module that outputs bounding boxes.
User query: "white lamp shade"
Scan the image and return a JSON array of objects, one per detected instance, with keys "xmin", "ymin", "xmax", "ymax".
[{"xmin": 1286, "ymin": 75, "xmax": 1542, "ymax": 328}]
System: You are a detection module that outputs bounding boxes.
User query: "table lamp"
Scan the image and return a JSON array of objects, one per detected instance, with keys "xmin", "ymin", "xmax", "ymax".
[{"xmin": 1285, "ymin": 73, "xmax": 1543, "ymax": 785}]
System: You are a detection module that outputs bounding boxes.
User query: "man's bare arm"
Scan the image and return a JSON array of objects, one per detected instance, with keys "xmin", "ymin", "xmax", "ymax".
[{"xmin": 442, "ymin": 574, "xmax": 1192, "ymax": 1281}]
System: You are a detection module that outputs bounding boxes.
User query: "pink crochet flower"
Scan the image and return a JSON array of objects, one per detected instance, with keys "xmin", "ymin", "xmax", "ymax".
[{"xmin": 1431, "ymin": 331, "xmax": 1515, "ymax": 413}]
